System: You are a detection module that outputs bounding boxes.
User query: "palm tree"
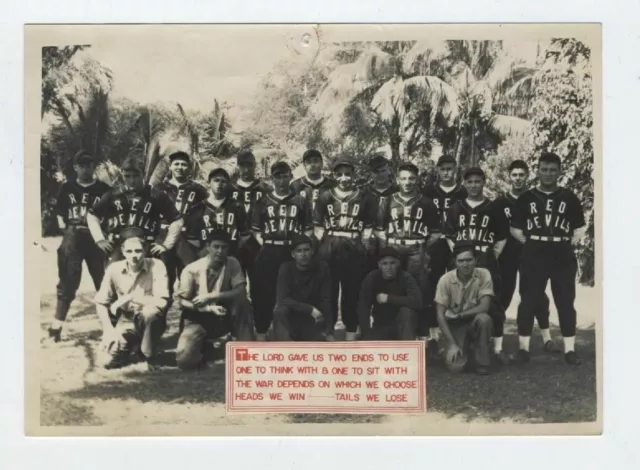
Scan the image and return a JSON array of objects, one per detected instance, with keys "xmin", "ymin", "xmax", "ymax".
[{"xmin": 312, "ymin": 40, "xmax": 538, "ymax": 167}]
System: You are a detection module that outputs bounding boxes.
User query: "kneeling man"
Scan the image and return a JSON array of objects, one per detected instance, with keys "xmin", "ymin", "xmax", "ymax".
[
  {"xmin": 94, "ymin": 227, "xmax": 170, "ymax": 370},
  {"xmin": 175, "ymin": 230, "xmax": 254, "ymax": 370},
  {"xmin": 435, "ymin": 242, "xmax": 495, "ymax": 375},
  {"xmin": 357, "ymin": 247, "xmax": 421, "ymax": 340},
  {"xmin": 273, "ymin": 235, "xmax": 332, "ymax": 341}
]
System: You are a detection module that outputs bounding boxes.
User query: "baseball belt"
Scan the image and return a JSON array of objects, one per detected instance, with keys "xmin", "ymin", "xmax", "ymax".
[
  {"xmin": 160, "ymin": 223, "xmax": 187, "ymax": 232},
  {"xmin": 108, "ymin": 233, "xmax": 156, "ymax": 242},
  {"xmin": 529, "ymin": 235, "xmax": 571, "ymax": 242},
  {"xmin": 475, "ymin": 245, "xmax": 489, "ymax": 252},
  {"xmin": 326, "ymin": 230, "xmax": 360, "ymax": 239},
  {"xmin": 263, "ymin": 239, "xmax": 292, "ymax": 246},
  {"xmin": 387, "ymin": 238, "xmax": 426, "ymax": 246}
]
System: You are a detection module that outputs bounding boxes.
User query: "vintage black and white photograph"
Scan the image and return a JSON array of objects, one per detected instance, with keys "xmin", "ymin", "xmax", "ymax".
[{"xmin": 25, "ymin": 24, "xmax": 601, "ymax": 435}]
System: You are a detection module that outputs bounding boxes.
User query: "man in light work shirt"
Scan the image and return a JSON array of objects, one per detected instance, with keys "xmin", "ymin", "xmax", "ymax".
[
  {"xmin": 272, "ymin": 235, "xmax": 332, "ymax": 341},
  {"xmin": 175, "ymin": 230, "xmax": 254, "ymax": 370},
  {"xmin": 357, "ymin": 247, "xmax": 422, "ymax": 341},
  {"xmin": 94, "ymin": 227, "xmax": 170, "ymax": 370},
  {"xmin": 435, "ymin": 242, "xmax": 495, "ymax": 375}
]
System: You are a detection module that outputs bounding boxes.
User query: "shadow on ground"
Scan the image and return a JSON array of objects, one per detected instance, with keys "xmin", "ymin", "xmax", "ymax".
[{"xmin": 426, "ymin": 321, "xmax": 597, "ymax": 423}]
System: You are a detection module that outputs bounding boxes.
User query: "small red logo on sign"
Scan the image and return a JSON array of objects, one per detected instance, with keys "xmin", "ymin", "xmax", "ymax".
[{"xmin": 235, "ymin": 348, "xmax": 249, "ymax": 361}]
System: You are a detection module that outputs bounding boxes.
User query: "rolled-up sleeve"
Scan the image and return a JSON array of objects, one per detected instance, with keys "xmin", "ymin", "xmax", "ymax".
[
  {"xmin": 94, "ymin": 266, "xmax": 116, "ymax": 306},
  {"xmin": 228, "ymin": 257, "xmax": 246, "ymax": 288},
  {"xmin": 151, "ymin": 260, "xmax": 170, "ymax": 302},
  {"xmin": 176, "ymin": 265, "xmax": 196, "ymax": 301},
  {"xmin": 434, "ymin": 275, "xmax": 450, "ymax": 308},
  {"xmin": 477, "ymin": 269, "xmax": 494, "ymax": 299}
]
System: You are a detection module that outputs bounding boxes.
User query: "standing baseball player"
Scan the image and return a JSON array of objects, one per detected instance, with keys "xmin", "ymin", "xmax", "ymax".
[
  {"xmin": 154, "ymin": 151, "xmax": 208, "ymax": 295},
  {"xmin": 511, "ymin": 151, "xmax": 587, "ymax": 365},
  {"xmin": 363, "ymin": 155, "xmax": 398, "ymax": 272},
  {"xmin": 314, "ymin": 157, "xmax": 378, "ymax": 341},
  {"xmin": 186, "ymin": 168, "xmax": 251, "ymax": 260},
  {"xmin": 49, "ymin": 150, "xmax": 111, "ymax": 342},
  {"xmin": 495, "ymin": 160, "xmax": 555, "ymax": 352},
  {"xmin": 444, "ymin": 167, "xmax": 510, "ymax": 365},
  {"xmin": 422, "ymin": 155, "xmax": 467, "ymax": 346},
  {"xmin": 251, "ymin": 161, "xmax": 314, "ymax": 340},
  {"xmin": 87, "ymin": 158, "xmax": 184, "ymax": 264},
  {"xmin": 290, "ymin": 149, "xmax": 336, "ymax": 211},
  {"xmin": 377, "ymin": 162, "xmax": 441, "ymax": 342}
]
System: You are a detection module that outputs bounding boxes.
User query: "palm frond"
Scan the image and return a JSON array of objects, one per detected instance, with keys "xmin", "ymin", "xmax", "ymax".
[
  {"xmin": 487, "ymin": 114, "xmax": 532, "ymax": 139},
  {"xmin": 402, "ymin": 40, "xmax": 449, "ymax": 75},
  {"xmin": 469, "ymin": 80, "xmax": 493, "ymax": 120},
  {"xmin": 401, "ymin": 75, "xmax": 460, "ymax": 125}
]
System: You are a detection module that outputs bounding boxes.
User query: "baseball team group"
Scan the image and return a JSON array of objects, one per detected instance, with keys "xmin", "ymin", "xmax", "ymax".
[{"xmin": 47, "ymin": 147, "xmax": 587, "ymax": 376}]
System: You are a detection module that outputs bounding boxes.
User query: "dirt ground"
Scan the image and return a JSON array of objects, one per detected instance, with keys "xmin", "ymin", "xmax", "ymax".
[{"xmin": 35, "ymin": 236, "xmax": 598, "ymax": 433}]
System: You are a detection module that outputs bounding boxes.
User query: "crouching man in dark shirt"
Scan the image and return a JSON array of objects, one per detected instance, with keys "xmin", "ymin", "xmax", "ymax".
[
  {"xmin": 272, "ymin": 235, "xmax": 332, "ymax": 341},
  {"xmin": 175, "ymin": 230, "xmax": 254, "ymax": 370},
  {"xmin": 357, "ymin": 247, "xmax": 422, "ymax": 340}
]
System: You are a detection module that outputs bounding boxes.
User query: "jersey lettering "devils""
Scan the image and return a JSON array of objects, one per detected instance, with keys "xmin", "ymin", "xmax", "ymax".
[
  {"xmin": 90, "ymin": 186, "xmax": 180, "ymax": 237},
  {"xmin": 422, "ymin": 183, "xmax": 467, "ymax": 227},
  {"xmin": 314, "ymin": 189, "xmax": 377, "ymax": 234},
  {"xmin": 252, "ymin": 192, "xmax": 312, "ymax": 241},
  {"xmin": 511, "ymin": 187, "xmax": 585, "ymax": 237},
  {"xmin": 229, "ymin": 179, "xmax": 272, "ymax": 218},
  {"xmin": 187, "ymin": 199, "xmax": 249, "ymax": 245},
  {"xmin": 445, "ymin": 199, "xmax": 509, "ymax": 249},
  {"xmin": 379, "ymin": 193, "xmax": 440, "ymax": 240},
  {"xmin": 155, "ymin": 180, "xmax": 208, "ymax": 216},
  {"xmin": 55, "ymin": 180, "xmax": 111, "ymax": 227},
  {"xmin": 291, "ymin": 176, "xmax": 336, "ymax": 211}
]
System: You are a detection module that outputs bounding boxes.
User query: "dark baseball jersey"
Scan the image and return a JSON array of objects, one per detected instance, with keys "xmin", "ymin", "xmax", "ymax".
[
  {"xmin": 314, "ymin": 188, "xmax": 377, "ymax": 234},
  {"xmin": 364, "ymin": 182, "xmax": 399, "ymax": 200},
  {"xmin": 251, "ymin": 192, "xmax": 312, "ymax": 242},
  {"xmin": 494, "ymin": 192, "xmax": 519, "ymax": 242},
  {"xmin": 378, "ymin": 193, "xmax": 441, "ymax": 240},
  {"xmin": 445, "ymin": 199, "xmax": 509, "ymax": 250},
  {"xmin": 290, "ymin": 176, "xmax": 336, "ymax": 210},
  {"xmin": 511, "ymin": 187, "xmax": 585, "ymax": 238},
  {"xmin": 155, "ymin": 179, "xmax": 208, "ymax": 216},
  {"xmin": 186, "ymin": 198, "xmax": 250, "ymax": 246},
  {"xmin": 422, "ymin": 183, "xmax": 467, "ymax": 227},
  {"xmin": 229, "ymin": 179, "xmax": 273, "ymax": 219},
  {"xmin": 90, "ymin": 185, "xmax": 181, "ymax": 237},
  {"xmin": 55, "ymin": 180, "xmax": 111, "ymax": 227}
]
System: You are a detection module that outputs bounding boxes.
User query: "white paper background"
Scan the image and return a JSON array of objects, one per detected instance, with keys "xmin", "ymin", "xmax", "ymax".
[{"xmin": 1, "ymin": 1, "xmax": 637, "ymax": 468}]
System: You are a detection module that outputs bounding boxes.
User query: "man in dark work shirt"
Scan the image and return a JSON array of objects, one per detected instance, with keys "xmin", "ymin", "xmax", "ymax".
[
  {"xmin": 272, "ymin": 235, "xmax": 332, "ymax": 341},
  {"xmin": 357, "ymin": 247, "xmax": 422, "ymax": 340}
]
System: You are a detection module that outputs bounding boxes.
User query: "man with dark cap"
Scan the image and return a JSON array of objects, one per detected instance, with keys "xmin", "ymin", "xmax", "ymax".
[
  {"xmin": 444, "ymin": 166, "xmax": 509, "ymax": 365},
  {"xmin": 422, "ymin": 155, "xmax": 467, "ymax": 348},
  {"xmin": 251, "ymin": 161, "xmax": 314, "ymax": 340},
  {"xmin": 272, "ymin": 234, "xmax": 332, "ymax": 341},
  {"xmin": 290, "ymin": 149, "xmax": 336, "ymax": 211},
  {"xmin": 186, "ymin": 167, "xmax": 251, "ymax": 261},
  {"xmin": 94, "ymin": 227, "xmax": 170, "ymax": 370},
  {"xmin": 87, "ymin": 157, "xmax": 184, "ymax": 264},
  {"xmin": 377, "ymin": 161, "xmax": 441, "ymax": 342},
  {"xmin": 155, "ymin": 151, "xmax": 208, "ymax": 295},
  {"xmin": 175, "ymin": 230, "xmax": 254, "ymax": 370},
  {"xmin": 229, "ymin": 150, "xmax": 273, "ymax": 299},
  {"xmin": 314, "ymin": 157, "xmax": 378, "ymax": 341},
  {"xmin": 435, "ymin": 242, "xmax": 495, "ymax": 375},
  {"xmin": 48, "ymin": 150, "xmax": 112, "ymax": 342},
  {"xmin": 357, "ymin": 246, "xmax": 422, "ymax": 341}
]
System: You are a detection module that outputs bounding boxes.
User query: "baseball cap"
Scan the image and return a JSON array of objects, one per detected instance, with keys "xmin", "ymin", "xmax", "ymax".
[
  {"xmin": 270, "ymin": 161, "xmax": 292, "ymax": 175},
  {"xmin": 332, "ymin": 157, "xmax": 355, "ymax": 172},
  {"xmin": 291, "ymin": 234, "xmax": 314, "ymax": 251},
  {"xmin": 121, "ymin": 158, "xmax": 144, "ymax": 174},
  {"xmin": 463, "ymin": 166, "xmax": 485, "ymax": 180},
  {"xmin": 208, "ymin": 229, "xmax": 231, "ymax": 244},
  {"xmin": 369, "ymin": 155, "xmax": 390, "ymax": 171},
  {"xmin": 302, "ymin": 149, "xmax": 323, "ymax": 162},
  {"xmin": 73, "ymin": 150, "xmax": 94, "ymax": 165},
  {"xmin": 397, "ymin": 162, "xmax": 419, "ymax": 174},
  {"xmin": 237, "ymin": 151, "xmax": 256, "ymax": 165},
  {"xmin": 378, "ymin": 246, "xmax": 401, "ymax": 261},
  {"xmin": 437, "ymin": 155, "xmax": 456, "ymax": 167},
  {"xmin": 168, "ymin": 151, "xmax": 190, "ymax": 163},
  {"xmin": 119, "ymin": 226, "xmax": 146, "ymax": 241},
  {"xmin": 208, "ymin": 168, "xmax": 230, "ymax": 181}
]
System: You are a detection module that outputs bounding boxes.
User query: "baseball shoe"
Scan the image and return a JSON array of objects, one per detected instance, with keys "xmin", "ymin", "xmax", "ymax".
[
  {"xmin": 345, "ymin": 332, "xmax": 357, "ymax": 341},
  {"xmin": 494, "ymin": 350, "xmax": 510, "ymax": 366},
  {"xmin": 475, "ymin": 366, "xmax": 491, "ymax": 376},
  {"xmin": 543, "ymin": 340, "xmax": 562, "ymax": 353},
  {"xmin": 325, "ymin": 333, "xmax": 336, "ymax": 342},
  {"xmin": 255, "ymin": 333, "xmax": 267, "ymax": 342},
  {"xmin": 516, "ymin": 349, "xmax": 531, "ymax": 364},
  {"xmin": 427, "ymin": 339, "xmax": 441, "ymax": 363},
  {"xmin": 47, "ymin": 327, "xmax": 62, "ymax": 343},
  {"xmin": 565, "ymin": 351, "xmax": 582, "ymax": 366}
]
